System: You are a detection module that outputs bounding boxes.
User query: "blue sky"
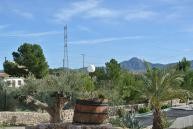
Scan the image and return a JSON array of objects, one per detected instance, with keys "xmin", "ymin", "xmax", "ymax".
[{"xmin": 1, "ymin": 0, "xmax": 193, "ymax": 69}]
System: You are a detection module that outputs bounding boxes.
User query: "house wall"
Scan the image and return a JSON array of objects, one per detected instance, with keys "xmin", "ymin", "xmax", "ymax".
[{"xmin": 4, "ymin": 78, "xmax": 24, "ymax": 88}]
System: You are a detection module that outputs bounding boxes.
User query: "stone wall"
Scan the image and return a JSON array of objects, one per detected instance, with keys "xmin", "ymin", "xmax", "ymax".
[
  {"xmin": 25, "ymin": 123, "xmax": 152, "ymax": 129},
  {"xmin": 26, "ymin": 123, "xmax": 113, "ymax": 129},
  {"xmin": 0, "ymin": 110, "xmax": 74, "ymax": 125},
  {"xmin": 0, "ymin": 105, "xmax": 146, "ymax": 126},
  {"xmin": 0, "ymin": 112, "xmax": 49, "ymax": 125}
]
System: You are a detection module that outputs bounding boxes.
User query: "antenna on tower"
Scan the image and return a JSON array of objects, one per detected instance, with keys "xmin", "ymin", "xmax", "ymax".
[{"xmin": 63, "ymin": 24, "xmax": 69, "ymax": 71}]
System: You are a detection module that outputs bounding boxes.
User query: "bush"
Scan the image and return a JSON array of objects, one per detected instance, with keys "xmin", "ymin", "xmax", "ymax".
[
  {"xmin": 138, "ymin": 107, "xmax": 150, "ymax": 114},
  {"xmin": 161, "ymin": 104, "xmax": 170, "ymax": 109},
  {"xmin": 0, "ymin": 87, "xmax": 18, "ymax": 111},
  {"xmin": 110, "ymin": 111, "xmax": 142, "ymax": 129},
  {"xmin": 161, "ymin": 112, "xmax": 173, "ymax": 128}
]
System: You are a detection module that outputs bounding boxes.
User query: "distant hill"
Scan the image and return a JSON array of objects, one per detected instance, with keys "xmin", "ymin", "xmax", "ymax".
[
  {"xmin": 50, "ymin": 57, "xmax": 193, "ymax": 73},
  {"xmin": 120, "ymin": 57, "xmax": 193, "ymax": 72}
]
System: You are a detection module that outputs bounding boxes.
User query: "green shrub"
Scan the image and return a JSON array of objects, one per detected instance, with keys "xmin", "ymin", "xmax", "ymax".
[
  {"xmin": 138, "ymin": 107, "xmax": 150, "ymax": 114},
  {"xmin": 110, "ymin": 111, "xmax": 142, "ymax": 129},
  {"xmin": 161, "ymin": 104, "xmax": 170, "ymax": 109},
  {"xmin": 0, "ymin": 124, "xmax": 5, "ymax": 129},
  {"xmin": 0, "ymin": 87, "xmax": 18, "ymax": 111},
  {"xmin": 161, "ymin": 112, "xmax": 173, "ymax": 128}
]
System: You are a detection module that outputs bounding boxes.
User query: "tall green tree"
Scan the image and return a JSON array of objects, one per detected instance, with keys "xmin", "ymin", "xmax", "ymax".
[
  {"xmin": 142, "ymin": 64, "xmax": 185, "ymax": 129},
  {"xmin": 91, "ymin": 67, "xmax": 107, "ymax": 81},
  {"xmin": 4, "ymin": 43, "xmax": 49, "ymax": 78},
  {"xmin": 181, "ymin": 70, "xmax": 193, "ymax": 92},
  {"xmin": 105, "ymin": 59, "xmax": 121, "ymax": 80},
  {"xmin": 118, "ymin": 71, "xmax": 143, "ymax": 104},
  {"xmin": 3, "ymin": 61, "xmax": 28, "ymax": 77},
  {"xmin": 176, "ymin": 57, "xmax": 191, "ymax": 72}
]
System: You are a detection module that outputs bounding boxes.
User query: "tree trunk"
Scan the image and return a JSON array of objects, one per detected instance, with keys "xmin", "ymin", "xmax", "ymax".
[
  {"xmin": 152, "ymin": 107, "xmax": 163, "ymax": 129},
  {"xmin": 25, "ymin": 95, "xmax": 68, "ymax": 123},
  {"xmin": 145, "ymin": 99, "xmax": 151, "ymax": 109},
  {"xmin": 48, "ymin": 96, "xmax": 67, "ymax": 123},
  {"xmin": 48, "ymin": 108, "xmax": 62, "ymax": 123}
]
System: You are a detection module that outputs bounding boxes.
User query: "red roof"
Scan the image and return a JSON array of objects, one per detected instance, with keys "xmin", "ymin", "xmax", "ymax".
[{"xmin": 0, "ymin": 73, "xmax": 10, "ymax": 78}]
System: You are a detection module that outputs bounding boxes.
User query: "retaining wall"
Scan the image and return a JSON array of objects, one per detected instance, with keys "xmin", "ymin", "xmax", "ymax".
[{"xmin": 0, "ymin": 110, "xmax": 74, "ymax": 125}]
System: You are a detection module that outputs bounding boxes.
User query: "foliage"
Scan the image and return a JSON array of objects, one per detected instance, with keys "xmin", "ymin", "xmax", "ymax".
[
  {"xmin": 3, "ymin": 61, "xmax": 28, "ymax": 77},
  {"xmin": 82, "ymin": 75, "xmax": 95, "ymax": 92},
  {"xmin": 0, "ymin": 79, "xmax": 19, "ymax": 111},
  {"xmin": 161, "ymin": 112, "xmax": 172, "ymax": 128},
  {"xmin": 110, "ymin": 111, "xmax": 142, "ymax": 129},
  {"xmin": 176, "ymin": 57, "xmax": 191, "ymax": 72},
  {"xmin": 143, "ymin": 65, "xmax": 185, "ymax": 106},
  {"xmin": 91, "ymin": 67, "xmax": 107, "ymax": 81},
  {"xmin": 80, "ymin": 74, "xmax": 96, "ymax": 98},
  {"xmin": 182, "ymin": 70, "xmax": 193, "ymax": 92},
  {"xmin": 4, "ymin": 43, "xmax": 49, "ymax": 78},
  {"xmin": 138, "ymin": 107, "xmax": 150, "ymax": 114},
  {"xmin": 49, "ymin": 68, "xmax": 64, "ymax": 75},
  {"xmin": 0, "ymin": 124, "xmax": 5, "ymax": 129},
  {"xmin": 105, "ymin": 59, "xmax": 121, "ymax": 81},
  {"xmin": 161, "ymin": 104, "xmax": 170, "ymax": 109},
  {"xmin": 19, "ymin": 71, "xmax": 82, "ymax": 107},
  {"xmin": 118, "ymin": 71, "xmax": 143, "ymax": 104},
  {"xmin": 142, "ymin": 62, "xmax": 186, "ymax": 129}
]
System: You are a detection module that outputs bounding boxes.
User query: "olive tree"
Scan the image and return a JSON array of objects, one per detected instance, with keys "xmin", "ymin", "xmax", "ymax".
[{"xmin": 17, "ymin": 71, "xmax": 90, "ymax": 123}]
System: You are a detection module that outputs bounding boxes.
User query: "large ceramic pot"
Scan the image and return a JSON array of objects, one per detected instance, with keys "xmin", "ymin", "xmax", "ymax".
[{"xmin": 73, "ymin": 98, "xmax": 108, "ymax": 124}]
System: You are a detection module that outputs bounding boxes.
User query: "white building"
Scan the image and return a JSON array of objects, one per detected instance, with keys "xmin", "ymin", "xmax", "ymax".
[{"xmin": 4, "ymin": 77, "xmax": 25, "ymax": 88}]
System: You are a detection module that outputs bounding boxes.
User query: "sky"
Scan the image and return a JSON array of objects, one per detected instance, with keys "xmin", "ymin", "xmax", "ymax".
[{"xmin": 1, "ymin": 0, "xmax": 193, "ymax": 70}]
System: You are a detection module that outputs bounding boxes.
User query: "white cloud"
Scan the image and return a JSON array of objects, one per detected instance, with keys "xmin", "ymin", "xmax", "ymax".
[
  {"xmin": 0, "ymin": 31, "xmax": 63, "ymax": 37},
  {"xmin": 53, "ymin": 0, "xmax": 158, "ymax": 23},
  {"xmin": 13, "ymin": 9, "xmax": 34, "ymax": 19},
  {"xmin": 54, "ymin": 0, "xmax": 100, "ymax": 22},
  {"xmin": 70, "ymin": 36, "xmax": 144, "ymax": 45},
  {"xmin": 125, "ymin": 10, "xmax": 157, "ymax": 21},
  {"xmin": 86, "ymin": 8, "xmax": 119, "ymax": 19}
]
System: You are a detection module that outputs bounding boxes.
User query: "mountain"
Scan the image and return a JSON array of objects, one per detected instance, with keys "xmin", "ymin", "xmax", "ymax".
[
  {"xmin": 120, "ymin": 57, "xmax": 180, "ymax": 72},
  {"xmin": 48, "ymin": 57, "xmax": 193, "ymax": 73}
]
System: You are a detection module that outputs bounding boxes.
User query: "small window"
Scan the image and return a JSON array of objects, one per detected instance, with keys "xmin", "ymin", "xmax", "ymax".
[
  {"xmin": 18, "ymin": 80, "xmax": 22, "ymax": 85},
  {"xmin": 7, "ymin": 80, "xmax": 11, "ymax": 86},
  {"xmin": 12, "ymin": 80, "xmax": 16, "ymax": 87}
]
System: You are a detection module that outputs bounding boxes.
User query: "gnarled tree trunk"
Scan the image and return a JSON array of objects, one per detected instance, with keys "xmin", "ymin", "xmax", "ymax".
[{"xmin": 24, "ymin": 93, "xmax": 68, "ymax": 123}]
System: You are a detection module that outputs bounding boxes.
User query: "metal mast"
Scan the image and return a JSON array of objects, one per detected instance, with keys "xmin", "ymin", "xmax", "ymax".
[
  {"xmin": 63, "ymin": 25, "xmax": 69, "ymax": 70},
  {"xmin": 81, "ymin": 54, "xmax": 85, "ymax": 70}
]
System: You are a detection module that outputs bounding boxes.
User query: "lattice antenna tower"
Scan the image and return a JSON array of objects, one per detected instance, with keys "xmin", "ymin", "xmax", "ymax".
[{"xmin": 63, "ymin": 25, "xmax": 69, "ymax": 70}]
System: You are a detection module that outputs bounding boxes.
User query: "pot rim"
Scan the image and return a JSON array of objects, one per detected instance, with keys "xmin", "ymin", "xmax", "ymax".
[{"xmin": 75, "ymin": 98, "xmax": 108, "ymax": 106}]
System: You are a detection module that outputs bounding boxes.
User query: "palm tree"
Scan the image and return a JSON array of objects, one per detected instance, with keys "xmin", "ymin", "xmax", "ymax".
[{"xmin": 142, "ymin": 64, "xmax": 185, "ymax": 129}]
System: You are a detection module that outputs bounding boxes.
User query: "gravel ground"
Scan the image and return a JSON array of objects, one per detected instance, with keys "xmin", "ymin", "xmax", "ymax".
[{"xmin": 0, "ymin": 127, "xmax": 25, "ymax": 129}]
